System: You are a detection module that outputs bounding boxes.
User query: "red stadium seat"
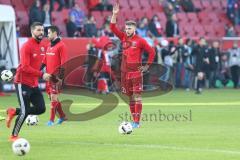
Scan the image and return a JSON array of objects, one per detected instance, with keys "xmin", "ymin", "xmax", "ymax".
[
  {"xmin": 176, "ymin": 13, "xmax": 188, "ymax": 23},
  {"xmin": 62, "ymin": 9, "xmax": 70, "ymax": 22},
  {"xmin": 129, "ymin": 0, "xmax": 141, "ymax": 9},
  {"xmin": 16, "ymin": 11, "xmax": 29, "ymax": 25},
  {"xmin": 194, "ymin": 25, "xmax": 206, "ymax": 37},
  {"xmin": 203, "ymin": 25, "xmax": 216, "ymax": 37},
  {"xmin": 201, "ymin": 0, "xmax": 213, "ymax": 11},
  {"xmin": 0, "ymin": 0, "xmax": 11, "ymax": 5},
  {"xmin": 102, "ymin": 11, "xmax": 112, "ymax": 19},
  {"xmin": 211, "ymin": 0, "xmax": 222, "ymax": 10},
  {"xmin": 119, "ymin": 0, "xmax": 129, "ymax": 8},
  {"xmin": 215, "ymin": 25, "xmax": 225, "ymax": 37},
  {"xmin": 133, "ymin": 9, "xmax": 146, "ymax": 20},
  {"xmin": 58, "ymin": 25, "xmax": 67, "ymax": 37},
  {"xmin": 192, "ymin": 0, "xmax": 202, "ymax": 9},
  {"xmin": 12, "ymin": 0, "xmax": 26, "ymax": 11},
  {"xmin": 187, "ymin": 13, "xmax": 199, "ymax": 23},
  {"xmin": 139, "ymin": 0, "xmax": 151, "ymax": 9}
]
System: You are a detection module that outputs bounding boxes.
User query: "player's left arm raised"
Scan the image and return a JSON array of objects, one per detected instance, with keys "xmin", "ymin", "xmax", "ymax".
[{"xmin": 138, "ymin": 39, "xmax": 156, "ymax": 72}]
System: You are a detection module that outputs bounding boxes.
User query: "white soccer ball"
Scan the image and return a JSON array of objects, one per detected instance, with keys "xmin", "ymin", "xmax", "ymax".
[
  {"xmin": 118, "ymin": 122, "xmax": 133, "ymax": 134},
  {"xmin": 25, "ymin": 115, "xmax": 39, "ymax": 126},
  {"xmin": 1, "ymin": 70, "xmax": 13, "ymax": 82},
  {"xmin": 12, "ymin": 138, "xmax": 30, "ymax": 156}
]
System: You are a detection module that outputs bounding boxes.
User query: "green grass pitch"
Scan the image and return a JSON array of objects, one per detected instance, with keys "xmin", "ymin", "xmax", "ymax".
[{"xmin": 0, "ymin": 89, "xmax": 240, "ymax": 160}]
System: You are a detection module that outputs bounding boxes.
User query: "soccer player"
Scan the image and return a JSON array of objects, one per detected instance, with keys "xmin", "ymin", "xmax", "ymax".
[
  {"xmin": 43, "ymin": 26, "xmax": 67, "ymax": 126},
  {"xmin": 6, "ymin": 22, "xmax": 52, "ymax": 141},
  {"xmin": 110, "ymin": 4, "xmax": 155, "ymax": 128}
]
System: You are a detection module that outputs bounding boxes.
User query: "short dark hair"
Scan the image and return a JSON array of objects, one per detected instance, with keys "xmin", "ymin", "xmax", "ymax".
[
  {"xmin": 125, "ymin": 20, "xmax": 137, "ymax": 27},
  {"xmin": 30, "ymin": 22, "xmax": 43, "ymax": 31},
  {"xmin": 48, "ymin": 25, "xmax": 60, "ymax": 35}
]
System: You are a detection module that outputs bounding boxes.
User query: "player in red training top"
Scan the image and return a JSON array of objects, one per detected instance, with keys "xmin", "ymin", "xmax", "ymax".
[
  {"xmin": 6, "ymin": 22, "xmax": 52, "ymax": 141},
  {"xmin": 110, "ymin": 4, "xmax": 155, "ymax": 128},
  {"xmin": 42, "ymin": 26, "xmax": 67, "ymax": 126}
]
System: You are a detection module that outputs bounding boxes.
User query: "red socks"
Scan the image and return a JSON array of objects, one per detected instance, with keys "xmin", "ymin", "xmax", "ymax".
[
  {"xmin": 50, "ymin": 101, "xmax": 58, "ymax": 122},
  {"xmin": 56, "ymin": 102, "xmax": 65, "ymax": 119},
  {"xmin": 134, "ymin": 101, "xmax": 142, "ymax": 123},
  {"xmin": 50, "ymin": 101, "xmax": 65, "ymax": 122},
  {"xmin": 129, "ymin": 100, "xmax": 142, "ymax": 123}
]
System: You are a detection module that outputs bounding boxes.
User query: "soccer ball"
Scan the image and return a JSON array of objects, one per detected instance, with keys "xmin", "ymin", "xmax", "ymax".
[
  {"xmin": 118, "ymin": 122, "xmax": 133, "ymax": 134},
  {"xmin": 25, "ymin": 115, "xmax": 39, "ymax": 126},
  {"xmin": 1, "ymin": 70, "xmax": 13, "ymax": 82},
  {"xmin": 12, "ymin": 138, "xmax": 30, "ymax": 156}
]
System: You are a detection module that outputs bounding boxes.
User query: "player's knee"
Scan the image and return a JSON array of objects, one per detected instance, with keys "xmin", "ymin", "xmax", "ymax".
[
  {"xmin": 133, "ymin": 94, "xmax": 142, "ymax": 102},
  {"xmin": 39, "ymin": 105, "xmax": 46, "ymax": 114}
]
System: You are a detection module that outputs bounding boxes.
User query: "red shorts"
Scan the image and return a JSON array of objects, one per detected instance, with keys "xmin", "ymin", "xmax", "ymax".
[
  {"xmin": 121, "ymin": 71, "xmax": 143, "ymax": 96},
  {"xmin": 46, "ymin": 82, "xmax": 61, "ymax": 95}
]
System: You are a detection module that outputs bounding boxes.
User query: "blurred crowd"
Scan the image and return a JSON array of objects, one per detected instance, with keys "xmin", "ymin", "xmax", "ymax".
[
  {"xmin": 84, "ymin": 36, "xmax": 240, "ymax": 94},
  {"xmin": 22, "ymin": 0, "xmax": 238, "ymax": 38}
]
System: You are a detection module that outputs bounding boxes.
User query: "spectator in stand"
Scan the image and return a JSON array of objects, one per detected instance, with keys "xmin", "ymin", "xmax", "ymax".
[
  {"xmin": 29, "ymin": 0, "xmax": 43, "ymax": 26},
  {"xmin": 88, "ymin": 0, "xmax": 113, "ymax": 11},
  {"xmin": 209, "ymin": 41, "xmax": 221, "ymax": 88},
  {"xmin": 148, "ymin": 15, "xmax": 162, "ymax": 37},
  {"xmin": 137, "ymin": 17, "xmax": 149, "ymax": 37},
  {"xmin": 228, "ymin": 41, "xmax": 240, "ymax": 88},
  {"xmin": 180, "ymin": 0, "xmax": 200, "ymax": 12},
  {"xmin": 41, "ymin": 0, "xmax": 65, "ymax": 11},
  {"xmin": 69, "ymin": 3, "xmax": 86, "ymax": 33},
  {"xmin": 225, "ymin": 24, "xmax": 236, "ymax": 37},
  {"xmin": 163, "ymin": 1, "xmax": 175, "ymax": 19},
  {"xmin": 16, "ymin": 25, "xmax": 21, "ymax": 37},
  {"xmin": 166, "ymin": 14, "xmax": 179, "ymax": 37},
  {"xmin": 192, "ymin": 37, "xmax": 209, "ymax": 94},
  {"xmin": 65, "ymin": 0, "xmax": 75, "ymax": 9},
  {"xmin": 227, "ymin": 0, "xmax": 240, "ymax": 25},
  {"xmin": 183, "ymin": 38, "xmax": 195, "ymax": 91},
  {"xmin": 42, "ymin": 4, "xmax": 52, "ymax": 36},
  {"xmin": 84, "ymin": 15, "xmax": 98, "ymax": 37},
  {"xmin": 175, "ymin": 37, "xmax": 186, "ymax": 88},
  {"xmin": 168, "ymin": 0, "xmax": 181, "ymax": 12},
  {"xmin": 66, "ymin": 15, "xmax": 79, "ymax": 37},
  {"xmin": 100, "ymin": 23, "xmax": 114, "ymax": 37}
]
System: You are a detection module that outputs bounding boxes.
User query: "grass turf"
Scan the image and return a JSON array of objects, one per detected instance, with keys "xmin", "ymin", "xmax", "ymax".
[{"xmin": 0, "ymin": 89, "xmax": 240, "ymax": 160}]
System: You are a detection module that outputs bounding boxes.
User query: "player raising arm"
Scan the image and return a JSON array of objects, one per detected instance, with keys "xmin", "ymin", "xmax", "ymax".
[{"xmin": 110, "ymin": 3, "xmax": 155, "ymax": 128}]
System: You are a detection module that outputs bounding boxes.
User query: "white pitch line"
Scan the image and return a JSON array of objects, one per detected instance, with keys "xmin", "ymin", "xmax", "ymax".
[
  {"xmin": 52, "ymin": 102, "xmax": 240, "ymax": 106},
  {"xmin": 35, "ymin": 141, "xmax": 240, "ymax": 155}
]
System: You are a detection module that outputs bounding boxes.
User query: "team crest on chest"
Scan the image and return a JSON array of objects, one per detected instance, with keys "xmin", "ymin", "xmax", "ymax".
[
  {"xmin": 132, "ymin": 41, "xmax": 137, "ymax": 47},
  {"xmin": 40, "ymin": 47, "xmax": 45, "ymax": 52}
]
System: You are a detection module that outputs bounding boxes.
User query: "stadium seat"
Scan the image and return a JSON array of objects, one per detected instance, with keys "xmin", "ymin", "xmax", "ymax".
[
  {"xmin": 215, "ymin": 25, "xmax": 225, "ymax": 37},
  {"xmin": 139, "ymin": 0, "xmax": 151, "ymax": 9},
  {"xmin": 102, "ymin": 11, "xmax": 112, "ymax": 19},
  {"xmin": 119, "ymin": 0, "xmax": 129, "ymax": 9},
  {"xmin": 133, "ymin": 9, "xmax": 146, "ymax": 20},
  {"xmin": 62, "ymin": 9, "xmax": 70, "ymax": 22},
  {"xmin": 192, "ymin": 0, "xmax": 202, "ymax": 10},
  {"xmin": 176, "ymin": 13, "xmax": 188, "ymax": 23},
  {"xmin": 0, "ymin": 0, "xmax": 11, "ymax": 5},
  {"xmin": 16, "ymin": 11, "xmax": 29, "ymax": 25},
  {"xmin": 129, "ymin": 0, "xmax": 141, "ymax": 9},
  {"xmin": 194, "ymin": 25, "xmax": 206, "ymax": 37},
  {"xmin": 203, "ymin": 25, "xmax": 216, "ymax": 37},
  {"xmin": 201, "ymin": 0, "xmax": 213, "ymax": 11},
  {"xmin": 187, "ymin": 13, "xmax": 199, "ymax": 23},
  {"xmin": 211, "ymin": 0, "xmax": 222, "ymax": 11},
  {"xmin": 12, "ymin": 0, "xmax": 26, "ymax": 11}
]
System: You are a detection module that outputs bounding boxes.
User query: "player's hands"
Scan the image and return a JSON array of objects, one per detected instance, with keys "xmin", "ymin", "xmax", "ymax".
[
  {"xmin": 112, "ymin": 3, "xmax": 119, "ymax": 15},
  {"xmin": 43, "ymin": 73, "xmax": 52, "ymax": 81},
  {"xmin": 138, "ymin": 65, "xmax": 149, "ymax": 72}
]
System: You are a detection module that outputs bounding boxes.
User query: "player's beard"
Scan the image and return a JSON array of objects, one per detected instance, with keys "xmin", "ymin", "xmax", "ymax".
[
  {"xmin": 34, "ymin": 34, "xmax": 43, "ymax": 41},
  {"xmin": 127, "ymin": 32, "xmax": 135, "ymax": 38}
]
